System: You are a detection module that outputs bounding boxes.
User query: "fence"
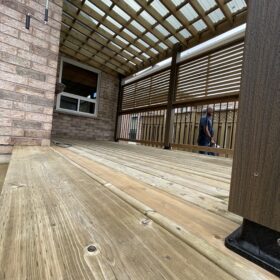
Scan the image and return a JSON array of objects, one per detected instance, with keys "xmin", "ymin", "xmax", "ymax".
[{"xmin": 116, "ymin": 40, "xmax": 244, "ymax": 156}]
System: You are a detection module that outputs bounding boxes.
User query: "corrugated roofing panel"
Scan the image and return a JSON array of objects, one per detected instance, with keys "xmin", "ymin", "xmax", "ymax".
[
  {"xmin": 208, "ymin": 8, "xmax": 225, "ymax": 24},
  {"xmin": 180, "ymin": 4, "xmax": 198, "ymax": 21},
  {"xmin": 227, "ymin": 0, "xmax": 247, "ymax": 13},
  {"xmin": 151, "ymin": 0, "xmax": 169, "ymax": 17},
  {"xmin": 196, "ymin": 0, "xmax": 216, "ymax": 12}
]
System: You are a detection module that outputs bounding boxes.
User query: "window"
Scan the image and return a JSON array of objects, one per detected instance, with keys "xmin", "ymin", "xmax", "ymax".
[{"xmin": 56, "ymin": 57, "xmax": 100, "ymax": 117}]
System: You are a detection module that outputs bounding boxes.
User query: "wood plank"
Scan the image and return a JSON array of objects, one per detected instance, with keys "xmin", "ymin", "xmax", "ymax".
[
  {"xmin": 0, "ymin": 147, "xmax": 238, "ymax": 280},
  {"xmin": 64, "ymin": 143, "xmax": 239, "ymax": 222},
  {"xmin": 0, "ymin": 163, "xmax": 8, "ymax": 193},
  {"xmin": 52, "ymin": 144, "xmax": 278, "ymax": 280},
  {"xmin": 229, "ymin": 0, "xmax": 280, "ymax": 232}
]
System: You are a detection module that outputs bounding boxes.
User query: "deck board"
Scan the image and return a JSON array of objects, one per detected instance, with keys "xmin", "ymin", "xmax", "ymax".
[
  {"xmin": 0, "ymin": 146, "xmax": 241, "ymax": 280},
  {"xmin": 52, "ymin": 139, "xmax": 278, "ymax": 280},
  {"xmin": 0, "ymin": 142, "xmax": 277, "ymax": 279}
]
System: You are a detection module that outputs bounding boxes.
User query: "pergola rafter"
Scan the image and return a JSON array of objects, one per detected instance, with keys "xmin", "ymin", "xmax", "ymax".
[{"xmin": 60, "ymin": 0, "xmax": 248, "ymax": 76}]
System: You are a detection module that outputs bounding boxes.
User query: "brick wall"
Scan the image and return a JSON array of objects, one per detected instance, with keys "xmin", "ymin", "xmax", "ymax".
[
  {"xmin": 0, "ymin": 0, "xmax": 63, "ymax": 153},
  {"xmin": 51, "ymin": 70, "xmax": 119, "ymax": 141}
]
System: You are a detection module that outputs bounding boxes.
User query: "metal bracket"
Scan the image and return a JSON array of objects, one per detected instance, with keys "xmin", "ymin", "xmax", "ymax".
[{"xmin": 225, "ymin": 219, "xmax": 280, "ymax": 277}]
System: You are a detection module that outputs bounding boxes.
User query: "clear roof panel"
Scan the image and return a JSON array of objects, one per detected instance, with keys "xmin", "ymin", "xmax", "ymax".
[
  {"xmin": 62, "ymin": 0, "xmax": 248, "ymax": 75},
  {"xmin": 227, "ymin": 0, "xmax": 247, "ymax": 13},
  {"xmin": 123, "ymin": 50, "xmax": 134, "ymax": 57},
  {"xmin": 166, "ymin": 15, "xmax": 182, "ymax": 29},
  {"xmin": 159, "ymin": 42, "xmax": 168, "ymax": 50},
  {"xmin": 84, "ymin": 1, "xmax": 105, "ymax": 17},
  {"xmin": 140, "ymin": 11, "xmax": 157, "ymax": 26},
  {"xmin": 80, "ymin": 11, "xmax": 98, "ymax": 25},
  {"xmin": 150, "ymin": 48, "xmax": 159, "ymax": 55},
  {"xmin": 100, "ymin": 24, "xmax": 115, "ymax": 36},
  {"xmin": 179, "ymin": 29, "xmax": 191, "ymax": 38},
  {"xmin": 106, "ymin": 16, "xmax": 122, "ymax": 29},
  {"xmin": 179, "ymin": 4, "xmax": 198, "ymax": 22},
  {"xmin": 110, "ymin": 41, "xmax": 121, "ymax": 50},
  {"xmin": 130, "ymin": 20, "xmax": 146, "ymax": 33},
  {"xmin": 146, "ymin": 32, "xmax": 159, "ymax": 42},
  {"xmin": 142, "ymin": 53, "xmax": 150, "ymax": 59},
  {"xmin": 123, "ymin": 28, "xmax": 137, "ymax": 40},
  {"xmin": 151, "ymin": 0, "xmax": 169, "ymax": 17},
  {"xmin": 112, "ymin": 5, "xmax": 130, "ymax": 21},
  {"xmin": 102, "ymin": 0, "xmax": 112, "ymax": 7},
  {"xmin": 126, "ymin": 0, "xmax": 141, "ymax": 12},
  {"xmin": 192, "ymin": 19, "xmax": 207, "ymax": 32},
  {"xmin": 208, "ymin": 8, "xmax": 225, "ymax": 24},
  {"xmin": 116, "ymin": 35, "xmax": 129, "ymax": 45},
  {"xmin": 168, "ymin": 36, "xmax": 179, "ymax": 44},
  {"xmin": 171, "ymin": 0, "xmax": 185, "ymax": 7},
  {"xmin": 134, "ymin": 57, "xmax": 143, "ymax": 63},
  {"xmin": 196, "ymin": 0, "xmax": 216, "ymax": 12},
  {"xmin": 130, "ymin": 45, "xmax": 141, "ymax": 53},
  {"xmin": 137, "ymin": 39, "xmax": 150, "ymax": 48},
  {"xmin": 155, "ymin": 24, "xmax": 170, "ymax": 37}
]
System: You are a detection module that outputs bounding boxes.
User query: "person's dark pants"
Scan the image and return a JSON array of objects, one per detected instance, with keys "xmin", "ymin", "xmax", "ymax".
[{"xmin": 198, "ymin": 142, "xmax": 215, "ymax": 156}]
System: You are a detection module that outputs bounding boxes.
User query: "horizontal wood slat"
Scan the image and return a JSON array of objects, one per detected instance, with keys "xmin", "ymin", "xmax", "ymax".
[
  {"xmin": 122, "ymin": 69, "xmax": 171, "ymax": 110},
  {"xmin": 121, "ymin": 41, "xmax": 244, "ymax": 112},
  {"xmin": 176, "ymin": 42, "xmax": 244, "ymax": 102}
]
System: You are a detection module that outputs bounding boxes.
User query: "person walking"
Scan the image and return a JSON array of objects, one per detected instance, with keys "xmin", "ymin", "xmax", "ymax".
[{"xmin": 197, "ymin": 107, "xmax": 215, "ymax": 155}]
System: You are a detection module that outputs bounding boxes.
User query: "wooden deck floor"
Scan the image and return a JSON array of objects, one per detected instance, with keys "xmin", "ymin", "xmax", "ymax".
[{"xmin": 0, "ymin": 141, "xmax": 277, "ymax": 279}]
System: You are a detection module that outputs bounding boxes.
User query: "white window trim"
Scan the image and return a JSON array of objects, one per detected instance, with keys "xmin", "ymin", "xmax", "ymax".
[{"xmin": 56, "ymin": 57, "xmax": 101, "ymax": 118}]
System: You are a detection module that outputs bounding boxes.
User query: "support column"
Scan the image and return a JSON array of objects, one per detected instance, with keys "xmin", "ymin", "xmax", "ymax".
[
  {"xmin": 164, "ymin": 44, "xmax": 180, "ymax": 149},
  {"xmin": 226, "ymin": 0, "xmax": 280, "ymax": 276},
  {"xmin": 114, "ymin": 75, "xmax": 124, "ymax": 142}
]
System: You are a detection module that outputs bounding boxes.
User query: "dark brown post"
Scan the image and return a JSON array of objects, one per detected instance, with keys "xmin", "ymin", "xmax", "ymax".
[
  {"xmin": 164, "ymin": 44, "xmax": 181, "ymax": 149},
  {"xmin": 114, "ymin": 75, "xmax": 124, "ymax": 142},
  {"xmin": 226, "ymin": 1, "xmax": 280, "ymax": 276}
]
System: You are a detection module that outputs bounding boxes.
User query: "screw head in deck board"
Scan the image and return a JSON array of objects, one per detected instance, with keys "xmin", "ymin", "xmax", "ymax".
[{"xmin": 85, "ymin": 244, "xmax": 100, "ymax": 256}]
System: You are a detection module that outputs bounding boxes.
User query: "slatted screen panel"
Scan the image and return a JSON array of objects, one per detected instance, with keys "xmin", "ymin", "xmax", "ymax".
[
  {"xmin": 176, "ymin": 42, "xmax": 244, "ymax": 102},
  {"xmin": 122, "ymin": 68, "xmax": 170, "ymax": 111}
]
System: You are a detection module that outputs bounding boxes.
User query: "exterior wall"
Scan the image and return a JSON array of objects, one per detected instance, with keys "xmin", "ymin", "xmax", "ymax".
[
  {"xmin": 51, "ymin": 71, "xmax": 119, "ymax": 140},
  {"xmin": 0, "ymin": 0, "xmax": 63, "ymax": 153}
]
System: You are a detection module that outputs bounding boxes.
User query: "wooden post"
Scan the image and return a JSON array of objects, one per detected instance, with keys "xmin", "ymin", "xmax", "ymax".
[
  {"xmin": 114, "ymin": 75, "xmax": 124, "ymax": 142},
  {"xmin": 226, "ymin": 0, "xmax": 280, "ymax": 276},
  {"xmin": 164, "ymin": 44, "xmax": 180, "ymax": 149}
]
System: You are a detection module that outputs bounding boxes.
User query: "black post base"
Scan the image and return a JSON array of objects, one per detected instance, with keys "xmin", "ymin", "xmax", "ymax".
[{"xmin": 225, "ymin": 219, "xmax": 280, "ymax": 277}]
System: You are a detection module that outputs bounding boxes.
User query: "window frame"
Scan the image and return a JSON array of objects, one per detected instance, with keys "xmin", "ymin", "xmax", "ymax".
[{"xmin": 56, "ymin": 57, "xmax": 101, "ymax": 118}]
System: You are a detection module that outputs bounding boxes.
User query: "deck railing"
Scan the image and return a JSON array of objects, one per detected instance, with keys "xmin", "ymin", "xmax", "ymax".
[{"xmin": 116, "ymin": 40, "xmax": 244, "ymax": 157}]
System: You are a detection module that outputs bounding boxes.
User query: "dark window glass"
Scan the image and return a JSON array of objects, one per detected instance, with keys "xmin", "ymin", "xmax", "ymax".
[
  {"xmin": 60, "ymin": 96, "xmax": 78, "ymax": 111},
  {"xmin": 79, "ymin": 100, "xmax": 95, "ymax": 114},
  {"xmin": 61, "ymin": 62, "xmax": 98, "ymax": 99}
]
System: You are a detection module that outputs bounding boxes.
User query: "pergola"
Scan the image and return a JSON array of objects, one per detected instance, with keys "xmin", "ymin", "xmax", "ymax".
[{"xmin": 60, "ymin": 0, "xmax": 247, "ymax": 76}]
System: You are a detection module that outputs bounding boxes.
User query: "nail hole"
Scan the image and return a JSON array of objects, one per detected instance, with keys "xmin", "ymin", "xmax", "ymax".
[{"xmin": 87, "ymin": 245, "xmax": 97, "ymax": 252}]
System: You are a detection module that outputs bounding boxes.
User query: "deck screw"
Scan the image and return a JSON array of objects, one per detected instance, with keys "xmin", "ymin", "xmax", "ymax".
[
  {"xmin": 87, "ymin": 245, "xmax": 97, "ymax": 252},
  {"xmin": 254, "ymin": 172, "xmax": 259, "ymax": 177}
]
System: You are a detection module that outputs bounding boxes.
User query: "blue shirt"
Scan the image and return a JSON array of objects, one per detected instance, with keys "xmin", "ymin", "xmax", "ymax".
[{"xmin": 198, "ymin": 116, "xmax": 214, "ymax": 146}]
